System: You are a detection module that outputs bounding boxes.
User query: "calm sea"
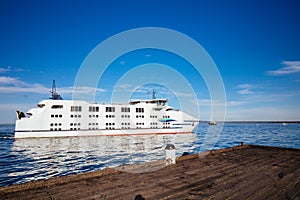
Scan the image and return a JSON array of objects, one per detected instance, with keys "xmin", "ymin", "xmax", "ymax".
[{"xmin": 0, "ymin": 123, "xmax": 299, "ymax": 187}]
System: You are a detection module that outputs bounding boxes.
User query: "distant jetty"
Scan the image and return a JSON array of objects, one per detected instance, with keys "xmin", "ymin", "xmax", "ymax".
[{"xmin": 1, "ymin": 145, "xmax": 299, "ymax": 199}]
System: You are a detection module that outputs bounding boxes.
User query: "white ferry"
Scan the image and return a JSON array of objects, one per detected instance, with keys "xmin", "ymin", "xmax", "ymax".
[{"xmin": 15, "ymin": 81, "xmax": 198, "ymax": 138}]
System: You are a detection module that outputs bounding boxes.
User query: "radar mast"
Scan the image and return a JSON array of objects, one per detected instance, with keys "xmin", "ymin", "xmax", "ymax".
[
  {"xmin": 50, "ymin": 80, "xmax": 63, "ymax": 100},
  {"xmin": 152, "ymin": 89, "xmax": 156, "ymax": 99}
]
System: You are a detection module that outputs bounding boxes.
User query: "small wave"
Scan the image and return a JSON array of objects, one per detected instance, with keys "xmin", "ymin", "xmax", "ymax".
[{"xmin": 0, "ymin": 123, "xmax": 300, "ymax": 187}]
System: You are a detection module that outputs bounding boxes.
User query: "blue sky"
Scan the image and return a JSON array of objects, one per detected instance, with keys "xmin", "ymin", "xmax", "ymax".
[{"xmin": 0, "ymin": 0, "xmax": 299, "ymax": 123}]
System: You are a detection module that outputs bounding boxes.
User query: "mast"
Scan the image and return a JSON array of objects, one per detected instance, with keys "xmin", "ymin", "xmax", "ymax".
[
  {"xmin": 52, "ymin": 80, "xmax": 56, "ymax": 96},
  {"xmin": 50, "ymin": 80, "xmax": 63, "ymax": 100},
  {"xmin": 152, "ymin": 89, "xmax": 156, "ymax": 99}
]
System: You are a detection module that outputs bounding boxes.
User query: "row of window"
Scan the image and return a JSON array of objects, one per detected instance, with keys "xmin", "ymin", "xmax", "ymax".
[
  {"xmin": 51, "ymin": 114, "xmax": 62, "ymax": 118},
  {"xmin": 89, "ymin": 115, "xmax": 99, "ymax": 118},
  {"xmin": 49, "ymin": 123, "xmax": 169, "ymax": 129},
  {"xmin": 50, "ymin": 123, "xmax": 62, "ymax": 126},
  {"xmin": 88, "ymin": 123, "xmax": 99, "ymax": 126},
  {"xmin": 50, "ymin": 128, "xmax": 62, "ymax": 131},
  {"xmin": 89, "ymin": 106, "xmax": 99, "ymax": 112},
  {"xmin": 71, "ymin": 114, "xmax": 81, "ymax": 118},
  {"xmin": 106, "ymin": 127, "xmax": 115, "ymax": 129},
  {"xmin": 106, "ymin": 107, "xmax": 115, "ymax": 112},
  {"xmin": 136, "ymin": 108, "xmax": 144, "ymax": 113},
  {"xmin": 121, "ymin": 107, "xmax": 130, "ymax": 112},
  {"xmin": 52, "ymin": 105, "xmax": 63, "ymax": 109},
  {"xmin": 70, "ymin": 123, "xmax": 81, "ymax": 126},
  {"xmin": 121, "ymin": 127, "xmax": 130, "ymax": 129},
  {"xmin": 71, "ymin": 106, "xmax": 82, "ymax": 112},
  {"xmin": 55, "ymin": 105, "xmax": 157, "ymax": 114},
  {"xmin": 52, "ymin": 113, "xmax": 169, "ymax": 119},
  {"xmin": 162, "ymin": 115, "xmax": 170, "ymax": 118}
]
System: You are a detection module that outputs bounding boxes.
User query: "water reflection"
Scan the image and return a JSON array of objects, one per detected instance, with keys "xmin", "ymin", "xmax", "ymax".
[{"xmin": 9, "ymin": 133, "xmax": 196, "ymax": 184}]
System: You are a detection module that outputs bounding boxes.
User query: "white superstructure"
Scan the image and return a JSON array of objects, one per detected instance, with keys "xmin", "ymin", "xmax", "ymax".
[{"xmin": 15, "ymin": 82, "xmax": 198, "ymax": 138}]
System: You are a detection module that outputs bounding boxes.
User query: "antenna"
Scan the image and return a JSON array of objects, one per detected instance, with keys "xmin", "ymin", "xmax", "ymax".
[
  {"xmin": 50, "ymin": 80, "xmax": 63, "ymax": 100},
  {"xmin": 152, "ymin": 89, "xmax": 156, "ymax": 99},
  {"xmin": 52, "ymin": 80, "xmax": 56, "ymax": 95}
]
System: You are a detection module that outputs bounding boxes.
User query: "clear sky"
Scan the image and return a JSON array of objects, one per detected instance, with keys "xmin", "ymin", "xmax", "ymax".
[{"xmin": 0, "ymin": 0, "xmax": 299, "ymax": 123}]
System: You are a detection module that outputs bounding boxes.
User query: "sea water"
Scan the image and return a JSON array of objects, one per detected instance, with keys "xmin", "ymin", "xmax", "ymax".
[{"xmin": 0, "ymin": 123, "xmax": 299, "ymax": 186}]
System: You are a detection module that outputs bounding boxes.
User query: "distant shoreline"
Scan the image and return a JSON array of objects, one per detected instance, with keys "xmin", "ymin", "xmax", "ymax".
[
  {"xmin": 202, "ymin": 121, "xmax": 300, "ymax": 124},
  {"xmin": 1, "ymin": 121, "xmax": 300, "ymax": 126}
]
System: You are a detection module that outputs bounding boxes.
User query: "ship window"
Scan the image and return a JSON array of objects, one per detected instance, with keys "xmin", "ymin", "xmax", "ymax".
[
  {"xmin": 51, "ymin": 105, "xmax": 63, "ymax": 109},
  {"xmin": 158, "ymin": 100, "xmax": 166, "ymax": 106},
  {"xmin": 121, "ymin": 107, "xmax": 130, "ymax": 112},
  {"xmin": 37, "ymin": 104, "xmax": 45, "ymax": 108},
  {"xmin": 136, "ymin": 108, "xmax": 144, "ymax": 113},
  {"xmin": 89, "ymin": 106, "xmax": 99, "ymax": 112},
  {"xmin": 106, "ymin": 107, "xmax": 115, "ymax": 112},
  {"xmin": 71, "ymin": 106, "xmax": 82, "ymax": 112}
]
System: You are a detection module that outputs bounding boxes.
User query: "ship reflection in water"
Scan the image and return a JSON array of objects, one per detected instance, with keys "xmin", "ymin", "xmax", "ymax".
[{"xmin": 10, "ymin": 133, "xmax": 196, "ymax": 184}]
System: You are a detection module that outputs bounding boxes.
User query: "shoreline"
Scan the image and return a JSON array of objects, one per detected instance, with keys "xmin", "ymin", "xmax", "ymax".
[
  {"xmin": 1, "ymin": 144, "xmax": 300, "ymax": 199},
  {"xmin": 1, "ymin": 121, "xmax": 300, "ymax": 126}
]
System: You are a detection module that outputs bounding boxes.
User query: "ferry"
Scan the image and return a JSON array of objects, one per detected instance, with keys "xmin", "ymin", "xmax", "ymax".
[{"xmin": 15, "ymin": 81, "xmax": 198, "ymax": 138}]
